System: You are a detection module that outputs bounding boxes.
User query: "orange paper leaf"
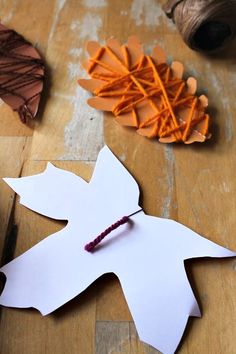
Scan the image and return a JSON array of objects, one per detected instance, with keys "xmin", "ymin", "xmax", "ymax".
[{"xmin": 78, "ymin": 37, "xmax": 211, "ymax": 144}]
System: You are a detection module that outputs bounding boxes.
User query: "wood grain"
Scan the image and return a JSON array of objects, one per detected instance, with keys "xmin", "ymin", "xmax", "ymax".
[
  {"xmin": 0, "ymin": 0, "xmax": 236, "ymax": 353},
  {"xmin": 95, "ymin": 322, "xmax": 161, "ymax": 354}
]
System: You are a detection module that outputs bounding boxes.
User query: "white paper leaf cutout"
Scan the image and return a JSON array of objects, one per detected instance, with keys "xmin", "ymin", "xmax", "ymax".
[{"xmin": 0, "ymin": 146, "xmax": 235, "ymax": 354}]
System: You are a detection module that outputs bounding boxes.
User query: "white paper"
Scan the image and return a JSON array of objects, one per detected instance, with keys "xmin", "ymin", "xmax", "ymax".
[{"xmin": 0, "ymin": 146, "xmax": 235, "ymax": 354}]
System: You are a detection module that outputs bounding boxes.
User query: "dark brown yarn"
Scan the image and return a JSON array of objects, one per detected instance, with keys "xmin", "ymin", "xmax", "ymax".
[
  {"xmin": 163, "ymin": 0, "xmax": 236, "ymax": 52},
  {"xmin": 0, "ymin": 26, "xmax": 44, "ymax": 123}
]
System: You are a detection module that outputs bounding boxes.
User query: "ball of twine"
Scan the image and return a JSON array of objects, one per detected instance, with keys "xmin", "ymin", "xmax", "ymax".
[{"xmin": 163, "ymin": 0, "xmax": 236, "ymax": 52}]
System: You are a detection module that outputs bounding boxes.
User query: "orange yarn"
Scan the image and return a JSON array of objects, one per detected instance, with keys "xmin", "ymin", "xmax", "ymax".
[{"xmin": 79, "ymin": 37, "xmax": 211, "ymax": 144}]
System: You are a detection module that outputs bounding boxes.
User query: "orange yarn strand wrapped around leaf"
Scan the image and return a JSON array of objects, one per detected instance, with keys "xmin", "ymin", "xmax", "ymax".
[{"xmin": 78, "ymin": 36, "xmax": 211, "ymax": 144}]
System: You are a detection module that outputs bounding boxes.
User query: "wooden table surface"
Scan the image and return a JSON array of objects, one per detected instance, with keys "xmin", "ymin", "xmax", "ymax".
[{"xmin": 0, "ymin": 1, "xmax": 236, "ymax": 353}]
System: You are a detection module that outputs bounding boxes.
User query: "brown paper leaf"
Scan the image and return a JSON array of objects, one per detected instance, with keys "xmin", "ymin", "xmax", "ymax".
[{"xmin": 0, "ymin": 23, "xmax": 45, "ymax": 123}]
